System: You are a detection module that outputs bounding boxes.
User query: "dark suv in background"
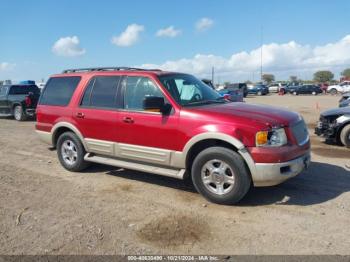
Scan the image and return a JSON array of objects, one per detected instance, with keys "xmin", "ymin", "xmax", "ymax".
[{"xmin": 0, "ymin": 84, "xmax": 41, "ymax": 121}]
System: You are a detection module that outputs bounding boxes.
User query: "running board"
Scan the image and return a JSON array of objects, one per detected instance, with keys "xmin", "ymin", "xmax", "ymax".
[
  {"xmin": 84, "ymin": 153, "xmax": 185, "ymax": 179},
  {"xmin": 0, "ymin": 113, "xmax": 12, "ymax": 117}
]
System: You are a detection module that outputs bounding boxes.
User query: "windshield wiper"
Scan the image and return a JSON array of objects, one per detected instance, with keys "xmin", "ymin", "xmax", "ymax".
[{"xmin": 184, "ymin": 97, "xmax": 227, "ymax": 106}]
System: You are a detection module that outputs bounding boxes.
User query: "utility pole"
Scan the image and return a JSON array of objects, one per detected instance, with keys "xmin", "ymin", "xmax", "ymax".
[
  {"xmin": 211, "ymin": 67, "xmax": 214, "ymax": 85},
  {"xmin": 260, "ymin": 26, "xmax": 263, "ymax": 82}
]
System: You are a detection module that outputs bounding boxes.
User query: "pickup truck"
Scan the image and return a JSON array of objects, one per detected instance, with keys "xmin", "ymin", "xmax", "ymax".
[{"xmin": 0, "ymin": 84, "xmax": 41, "ymax": 121}]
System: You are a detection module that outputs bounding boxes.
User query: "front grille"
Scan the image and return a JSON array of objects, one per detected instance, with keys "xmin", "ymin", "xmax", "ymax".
[{"xmin": 291, "ymin": 120, "xmax": 309, "ymax": 145}]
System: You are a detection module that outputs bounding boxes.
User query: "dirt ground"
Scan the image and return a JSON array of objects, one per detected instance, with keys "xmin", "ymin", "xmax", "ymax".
[{"xmin": 0, "ymin": 93, "xmax": 349, "ymax": 255}]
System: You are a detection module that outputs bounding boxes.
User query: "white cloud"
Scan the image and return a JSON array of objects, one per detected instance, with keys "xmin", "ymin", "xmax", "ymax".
[
  {"xmin": 0, "ymin": 62, "xmax": 16, "ymax": 71},
  {"xmin": 111, "ymin": 24, "xmax": 144, "ymax": 47},
  {"xmin": 156, "ymin": 26, "xmax": 182, "ymax": 38},
  {"xmin": 52, "ymin": 36, "xmax": 86, "ymax": 57},
  {"xmin": 139, "ymin": 35, "xmax": 350, "ymax": 81},
  {"xmin": 195, "ymin": 18, "xmax": 214, "ymax": 32}
]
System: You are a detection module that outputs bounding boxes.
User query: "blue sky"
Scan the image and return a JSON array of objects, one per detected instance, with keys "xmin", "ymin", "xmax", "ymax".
[{"xmin": 1, "ymin": 0, "xmax": 350, "ymax": 82}]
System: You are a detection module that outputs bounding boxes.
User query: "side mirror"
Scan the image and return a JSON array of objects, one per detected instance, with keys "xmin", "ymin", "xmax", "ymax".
[{"xmin": 143, "ymin": 96, "xmax": 172, "ymax": 115}]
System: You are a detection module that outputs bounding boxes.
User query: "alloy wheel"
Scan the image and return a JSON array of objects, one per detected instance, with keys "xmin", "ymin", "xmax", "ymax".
[{"xmin": 201, "ymin": 159, "xmax": 235, "ymax": 195}]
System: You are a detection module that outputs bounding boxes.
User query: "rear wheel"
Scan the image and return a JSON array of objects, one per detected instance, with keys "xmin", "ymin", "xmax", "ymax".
[
  {"xmin": 191, "ymin": 147, "xmax": 251, "ymax": 205},
  {"xmin": 13, "ymin": 105, "xmax": 26, "ymax": 121},
  {"xmin": 340, "ymin": 124, "xmax": 350, "ymax": 148},
  {"xmin": 57, "ymin": 132, "xmax": 90, "ymax": 172}
]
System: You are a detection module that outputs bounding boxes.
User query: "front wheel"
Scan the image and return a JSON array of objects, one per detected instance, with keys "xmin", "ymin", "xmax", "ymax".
[
  {"xmin": 340, "ymin": 124, "xmax": 350, "ymax": 148},
  {"xmin": 191, "ymin": 147, "xmax": 251, "ymax": 205},
  {"xmin": 57, "ymin": 132, "xmax": 90, "ymax": 172},
  {"xmin": 312, "ymin": 91, "xmax": 316, "ymax": 95}
]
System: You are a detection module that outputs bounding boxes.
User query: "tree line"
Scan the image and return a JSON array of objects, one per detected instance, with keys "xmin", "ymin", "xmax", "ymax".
[{"xmin": 257, "ymin": 68, "xmax": 350, "ymax": 84}]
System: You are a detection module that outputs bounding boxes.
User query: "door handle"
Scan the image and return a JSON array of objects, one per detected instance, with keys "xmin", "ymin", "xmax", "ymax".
[
  {"xmin": 123, "ymin": 116, "xmax": 134, "ymax": 124},
  {"xmin": 76, "ymin": 112, "xmax": 85, "ymax": 119}
]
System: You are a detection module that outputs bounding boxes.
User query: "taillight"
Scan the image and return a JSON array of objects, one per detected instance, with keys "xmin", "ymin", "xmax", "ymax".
[{"xmin": 25, "ymin": 96, "xmax": 32, "ymax": 107}]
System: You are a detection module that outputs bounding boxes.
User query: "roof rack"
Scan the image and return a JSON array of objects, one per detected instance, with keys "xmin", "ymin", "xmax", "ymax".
[{"xmin": 62, "ymin": 67, "xmax": 162, "ymax": 74}]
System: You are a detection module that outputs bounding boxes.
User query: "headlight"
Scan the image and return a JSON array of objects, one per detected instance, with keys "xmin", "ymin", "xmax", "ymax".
[{"xmin": 256, "ymin": 128, "xmax": 287, "ymax": 147}]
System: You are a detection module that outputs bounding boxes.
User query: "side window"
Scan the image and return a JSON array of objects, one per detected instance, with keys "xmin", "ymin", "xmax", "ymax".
[
  {"xmin": 39, "ymin": 77, "xmax": 81, "ymax": 106},
  {"xmin": 124, "ymin": 76, "xmax": 164, "ymax": 110},
  {"xmin": 0, "ymin": 86, "xmax": 8, "ymax": 95},
  {"xmin": 80, "ymin": 76, "xmax": 120, "ymax": 108}
]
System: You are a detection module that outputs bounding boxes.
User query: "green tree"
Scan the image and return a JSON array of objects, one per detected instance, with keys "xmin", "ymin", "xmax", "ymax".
[
  {"xmin": 313, "ymin": 70, "xmax": 334, "ymax": 83},
  {"xmin": 289, "ymin": 76, "xmax": 298, "ymax": 82},
  {"xmin": 341, "ymin": 68, "xmax": 350, "ymax": 78},
  {"xmin": 262, "ymin": 74, "xmax": 275, "ymax": 84}
]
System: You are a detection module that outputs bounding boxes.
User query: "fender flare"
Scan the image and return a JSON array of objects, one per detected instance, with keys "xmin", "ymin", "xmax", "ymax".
[
  {"xmin": 51, "ymin": 122, "xmax": 88, "ymax": 150},
  {"xmin": 181, "ymin": 132, "xmax": 257, "ymax": 178}
]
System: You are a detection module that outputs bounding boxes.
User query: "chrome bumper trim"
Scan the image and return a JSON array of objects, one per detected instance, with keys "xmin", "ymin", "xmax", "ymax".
[{"xmin": 252, "ymin": 151, "xmax": 311, "ymax": 187}]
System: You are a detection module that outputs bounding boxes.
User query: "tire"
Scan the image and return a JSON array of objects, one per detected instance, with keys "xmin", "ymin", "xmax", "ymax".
[
  {"xmin": 13, "ymin": 105, "xmax": 26, "ymax": 121},
  {"xmin": 340, "ymin": 124, "xmax": 350, "ymax": 148},
  {"xmin": 293, "ymin": 91, "xmax": 298, "ymax": 95},
  {"xmin": 257, "ymin": 91, "xmax": 262, "ymax": 96},
  {"xmin": 57, "ymin": 132, "xmax": 90, "ymax": 172},
  {"xmin": 312, "ymin": 91, "xmax": 316, "ymax": 95},
  {"xmin": 191, "ymin": 147, "xmax": 251, "ymax": 205},
  {"xmin": 330, "ymin": 88, "xmax": 337, "ymax": 95}
]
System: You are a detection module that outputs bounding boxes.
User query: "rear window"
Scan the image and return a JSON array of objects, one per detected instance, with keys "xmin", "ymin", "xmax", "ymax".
[
  {"xmin": 39, "ymin": 77, "xmax": 81, "ymax": 106},
  {"xmin": 9, "ymin": 85, "xmax": 40, "ymax": 95}
]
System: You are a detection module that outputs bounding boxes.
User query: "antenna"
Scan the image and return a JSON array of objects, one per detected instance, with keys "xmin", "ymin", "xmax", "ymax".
[{"xmin": 260, "ymin": 26, "xmax": 263, "ymax": 82}]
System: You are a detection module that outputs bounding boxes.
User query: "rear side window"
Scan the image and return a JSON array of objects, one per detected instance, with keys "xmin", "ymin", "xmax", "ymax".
[
  {"xmin": 40, "ymin": 77, "xmax": 81, "ymax": 106},
  {"xmin": 80, "ymin": 76, "xmax": 120, "ymax": 109},
  {"xmin": 9, "ymin": 85, "xmax": 40, "ymax": 95},
  {"xmin": 0, "ymin": 86, "xmax": 8, "ymax": 95}
]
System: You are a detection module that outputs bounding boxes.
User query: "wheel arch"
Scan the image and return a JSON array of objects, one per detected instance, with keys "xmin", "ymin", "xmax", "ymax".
[
  {"xmin": 11, "ymin": 102, "xmax": 22, "ymax": 113},
  {"xmin": 182, "ymin": 133, "xmax": 256, "ymax": 179},
  {"xmin": 52, "ymin": 122, "xmax": 87, "ymax": 150}
]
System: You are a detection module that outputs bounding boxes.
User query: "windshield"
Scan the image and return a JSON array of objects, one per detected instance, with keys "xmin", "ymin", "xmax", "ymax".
[{"xmin": 158, "ymin": 74, "xmax": 224, "ymax": 106}]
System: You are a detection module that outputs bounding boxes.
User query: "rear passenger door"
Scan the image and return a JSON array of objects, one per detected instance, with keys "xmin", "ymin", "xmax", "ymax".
[
  {"xmin": 116, "ymin": 76, "xmax": 179, "ymax": 165},
  {"xmin": 73, "ymin": 76, "xmax": 121, "ymax": 156}
]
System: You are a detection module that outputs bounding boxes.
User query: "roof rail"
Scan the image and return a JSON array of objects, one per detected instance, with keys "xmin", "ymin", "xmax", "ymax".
[{"xmin": 62, "ymin": 67, "xmax": 162, "ymax": 74}]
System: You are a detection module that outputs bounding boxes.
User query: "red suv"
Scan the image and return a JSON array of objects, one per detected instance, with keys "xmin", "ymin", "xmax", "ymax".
[{"xmin": 36, "ymin": 67, "xmax": 310, "ymax": 205}]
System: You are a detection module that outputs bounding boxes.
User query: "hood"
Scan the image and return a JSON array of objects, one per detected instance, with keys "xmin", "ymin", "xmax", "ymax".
[
  {"xmin": 189, "ymin": 102, "xmax": 301, "ymax": 127},
  {"xmin": 322, "ymin": 106, "xmax": 350, "ymax": 117}
]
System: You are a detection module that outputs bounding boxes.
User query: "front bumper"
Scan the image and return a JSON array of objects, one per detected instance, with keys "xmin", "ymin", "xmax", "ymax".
[
  {"xmin": 314, "ymin": 121, "xmax": 337, "ymax": 139},
  {"xmin": 252, "ymin": 152, "xmax": 311, "ymax": 187}
]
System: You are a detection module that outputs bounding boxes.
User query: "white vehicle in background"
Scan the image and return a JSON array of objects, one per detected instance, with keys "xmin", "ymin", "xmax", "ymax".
[
  {"xmin": 36, "ymin": 82, "xmax": 46, "ymax": 90},
  {"xmin": 268, "ymin": 83, "xmax": 283, "ymax": 93},
  {"xmin": 327, "ymin": 81, "xmax": 350, "ymax": 95}
]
